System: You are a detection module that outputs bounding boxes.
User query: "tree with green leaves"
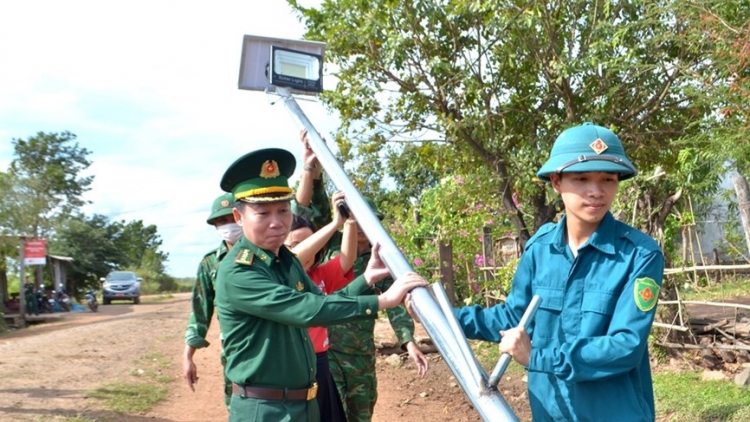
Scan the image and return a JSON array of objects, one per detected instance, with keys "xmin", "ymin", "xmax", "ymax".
[
  {"xmin": 0, "ymin": 131, "xmax": 92, "ymax": 301},
  {"xmin": 289, "ymin": 0, "xmax": 719, "ymax": 248},
  {"xmin": 6, "ymin": 131, "xmax": 93, "ymax": 237},
  {"xmin": 673, "ymin": 0, "xmax": 750, "ymax": 258},
  {"xmin": 49, "ymin": 214, "xmax": 121, "ymax": 294},
  {"xmin": 50, "ymin": 214, "xmax": 173, "ymax": 296}
]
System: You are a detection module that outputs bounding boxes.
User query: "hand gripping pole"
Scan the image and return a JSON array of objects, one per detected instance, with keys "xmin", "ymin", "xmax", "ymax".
[
  {"xmin": 277, "ymin": 87, "xmax": 523, "ymax": 421},
  {"xmin": 486, "ymin": 295, "xmax": 542, "ymax": 389}
]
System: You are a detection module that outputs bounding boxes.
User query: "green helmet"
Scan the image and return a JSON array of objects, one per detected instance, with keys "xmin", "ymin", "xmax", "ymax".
[
  {"xmin": 206, "ymin": 193, "xmax": 234, "ymax": 225},
  {"xmin": 536, "ymin": 123, "xmax": 637, "ymax": 182}
]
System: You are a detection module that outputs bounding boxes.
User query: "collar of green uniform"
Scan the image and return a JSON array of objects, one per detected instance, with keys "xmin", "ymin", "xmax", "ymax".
[
  {"xmin": 217, "ymin": 240, "xmax": 230, "ymax": 258},
  {"xmin": 238, "ymin": 236, "xmax": 295, "ymax": 268},
  {"xmin": 542, "ymin": 212, "xmax": 616, "ymax": 255}
]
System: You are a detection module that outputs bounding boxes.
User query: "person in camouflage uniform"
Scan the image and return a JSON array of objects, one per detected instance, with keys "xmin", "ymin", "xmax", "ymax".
[
  {"xmin": 324, "ymin": 214, "xmax": 429, "ymax": 422},
  {"xmin": 293, "ymin": 134, "xmax": 429, "ymax": 422},
  {"xmin": 183, "ymin": 192, "xmax": 241, "ymax": 409}
]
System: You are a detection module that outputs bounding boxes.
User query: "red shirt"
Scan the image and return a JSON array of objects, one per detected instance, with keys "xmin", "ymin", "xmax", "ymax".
[{"xmin": 307, "ymin": 255, "xmax": 354, "ymax": 353}]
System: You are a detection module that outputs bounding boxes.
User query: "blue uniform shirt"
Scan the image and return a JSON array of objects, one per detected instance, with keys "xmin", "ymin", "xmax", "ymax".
[{"xmin": 455, "ymin": 212, "xmax": 664, "ymax": 422}]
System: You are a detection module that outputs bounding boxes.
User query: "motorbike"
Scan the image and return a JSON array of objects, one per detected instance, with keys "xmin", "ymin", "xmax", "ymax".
[
  {"xmin": 85, "ymin": 290, "xmax": 98, "ymax": 312},
  {"xmin": 55, "ymin": 290, "xmax": 72, "ymax": 312},
  {"xmin": 36, "ymin": 290, "xmax": 53, "ymax": 313}
]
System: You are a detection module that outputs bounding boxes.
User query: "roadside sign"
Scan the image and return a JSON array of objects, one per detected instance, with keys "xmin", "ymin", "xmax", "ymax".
[{"xmin": 24, "ymin": 239, "xmax": 47, "ymax": 266}]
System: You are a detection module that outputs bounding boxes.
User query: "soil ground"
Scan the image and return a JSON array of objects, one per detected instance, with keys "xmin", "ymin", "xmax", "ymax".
[
  {"xmin": 2, "ymin": 293, "xmax": 745, "ymax": 422},
  {"xmin": 0, "ymin": 293, "xmax": 530, "ymax": 422}
]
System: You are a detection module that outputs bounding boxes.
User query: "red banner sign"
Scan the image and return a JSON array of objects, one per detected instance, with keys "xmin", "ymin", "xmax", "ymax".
[{"xmin": 24, "ymin": 239, "xmax": 47, "ymax": 266}]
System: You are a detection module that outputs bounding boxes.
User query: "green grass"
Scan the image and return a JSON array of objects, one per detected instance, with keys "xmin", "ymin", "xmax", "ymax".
[
  {"xmin": 654, "ymin": 371, "xmax": 750, "ymax": 421},
  {"xmin": 88, "ymin": 349, "xmax": 173, "ymax": 414},
  {"xmin": 130, "ymin": 350, "xmax": 173, "ymax": 383},
  {"xmin": 89, "ymin": 382, "xmax": 167, "ymax": 413},
  {"xmin": 679, "ymin": 277, "xmax": 750, "ymax": 302}
]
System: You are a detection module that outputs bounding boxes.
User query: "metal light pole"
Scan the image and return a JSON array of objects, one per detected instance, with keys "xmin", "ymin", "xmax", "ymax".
[
  {"xmin": 238, "ymin": 35, "xmax": 542, "ymax": 421},
  {"xmin": 277, "ymin": 87, "xmax": 523, "ymax": 422}
]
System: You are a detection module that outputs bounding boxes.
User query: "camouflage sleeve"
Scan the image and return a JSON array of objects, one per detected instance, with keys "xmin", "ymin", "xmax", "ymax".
[
  {"xmin": 291, "ymin": 198, "xmax": 320, "ymax": 221},
  {"xmin": 291, "ymin": 178, "xmax": 331, "ymax": 227},
  {"xmin": 381, "ymin": 278, "xmax": 416, "ymax": 348},
  {"xmin": 184, "ymin": 255, "xmax": 215, "ymax": 349},
  {"xmin": 310, "ymin": 178, "xmax": 331, "ymax": 228}
]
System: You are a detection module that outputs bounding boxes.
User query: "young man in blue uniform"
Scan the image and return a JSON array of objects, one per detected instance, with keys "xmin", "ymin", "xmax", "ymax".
[{"xmin": 440, "ymin": 123, "xmax": 664, "ymax": 421}]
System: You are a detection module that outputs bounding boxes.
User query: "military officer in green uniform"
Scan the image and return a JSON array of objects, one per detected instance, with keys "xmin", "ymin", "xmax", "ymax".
[
  {"xmin": 183, "ymin": 192, "xmax": 240, "ymax": 408},
  {"xmin": 216, "ymin": 148, "xmax": 428, "ymax": 422}
]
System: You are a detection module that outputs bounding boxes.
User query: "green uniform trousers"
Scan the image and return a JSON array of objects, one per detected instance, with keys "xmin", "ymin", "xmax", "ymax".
[
  {"xmin": 327, "ymin": 349, "xmax": 377, "ymax": 422},
  {"xmin": 228, "ymin": 395, "xmax": 320, "ymax": 422}
]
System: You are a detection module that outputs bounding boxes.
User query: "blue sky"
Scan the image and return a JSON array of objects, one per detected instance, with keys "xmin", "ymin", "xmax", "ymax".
[{"xmin": 0, "ymin": 0, "xmax": 339, "ymax": 278}]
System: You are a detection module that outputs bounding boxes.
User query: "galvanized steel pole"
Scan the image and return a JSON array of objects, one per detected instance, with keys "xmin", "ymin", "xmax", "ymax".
[{"xmin": 277, "ymin": 88, "xmax": 522, "ymax": 422}]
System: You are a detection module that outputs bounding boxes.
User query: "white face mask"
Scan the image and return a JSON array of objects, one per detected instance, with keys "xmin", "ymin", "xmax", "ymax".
[{"xmin": 216, "ymin": 222, "xmax": 242, "ymax": 244}]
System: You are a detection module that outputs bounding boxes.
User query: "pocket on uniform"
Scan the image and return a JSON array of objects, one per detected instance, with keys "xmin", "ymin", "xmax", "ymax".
[
  {"xmin": 228, "ymin": 395, "xmax": 260, "ymax": 422},
  {"xmin": 581, "ymin": 290, "xmax": 616, "ymax": 315},
  {"xmin": 535, "ymin": 286, "xmax": 564, "ymax": 312},
  {"xmin": 531, "ymin": 286, "xmax": 564, "ymax": 343}
]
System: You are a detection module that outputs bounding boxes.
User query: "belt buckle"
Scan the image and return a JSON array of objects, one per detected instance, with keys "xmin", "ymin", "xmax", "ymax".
[{"xmin": 306, "ymin": 382, "xmax": 318, "ymax": 401}]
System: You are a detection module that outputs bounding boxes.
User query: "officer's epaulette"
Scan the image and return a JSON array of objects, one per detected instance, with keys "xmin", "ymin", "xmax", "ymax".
[
  {"xmin": 234, "ymin": 248, "xmax": 254, "ymax": 266},
  {"xmin": 525, "ymin": 222, "xmax": 556, "ymax": 249}
]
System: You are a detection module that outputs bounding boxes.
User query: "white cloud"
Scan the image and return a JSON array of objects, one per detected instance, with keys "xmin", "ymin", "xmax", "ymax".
[{"xmin": 0, "ymin": 0, "xmax": 341, "ymax": 277}]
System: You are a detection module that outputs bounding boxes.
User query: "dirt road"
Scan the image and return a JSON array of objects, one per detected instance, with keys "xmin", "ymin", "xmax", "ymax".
[{"xmin": 0, "ymin": 294, "xmax": 530, "ymax": 422}]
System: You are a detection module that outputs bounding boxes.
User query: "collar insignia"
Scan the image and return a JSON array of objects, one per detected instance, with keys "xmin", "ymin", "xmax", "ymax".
[
  {"xmin": 260, "ymin": 160, "xmax": 281, "ymax": 179},
  {"xmin": 296, "ymin": 281, "xmax": 304, "ymax": 292},
  {"xmin": 590, "ymin": 138, "xmax": 608, "ymax": 155}
]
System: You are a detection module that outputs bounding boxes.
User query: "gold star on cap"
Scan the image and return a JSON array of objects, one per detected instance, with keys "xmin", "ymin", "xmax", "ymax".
[
  {"xmin": 260, "ymin": 160, "xmax": 281, "ymax": 179},
  {"xmin": 590, "ymin": 138, "xmax": 608, "ymax": 154},
  {"xmin": 221, "ymin": 199, "xmax": 229, "ymax": 207},
  {"xmin": 296, "ymin": 282, "xmax": 304, "ymax": 291}
]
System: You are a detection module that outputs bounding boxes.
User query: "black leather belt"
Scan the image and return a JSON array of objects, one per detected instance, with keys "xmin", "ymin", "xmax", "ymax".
[{"xmin": 232, "ymin": 382, "xmax": 318, "ymax": 401}]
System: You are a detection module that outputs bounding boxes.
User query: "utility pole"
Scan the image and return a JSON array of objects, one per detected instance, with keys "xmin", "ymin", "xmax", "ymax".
[{"xmin": 19, "ymin": 235, "xmax": 27, "ymax": 318}]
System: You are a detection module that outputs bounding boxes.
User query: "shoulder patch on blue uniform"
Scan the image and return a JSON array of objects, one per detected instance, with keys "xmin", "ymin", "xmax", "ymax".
[
  {"xmin": 234, "ymin": 248, "xmax": 254, "ymax": 266},
  {"xmin": 634, "ymin": 277, "xmax": 659, "ymax": 312}
]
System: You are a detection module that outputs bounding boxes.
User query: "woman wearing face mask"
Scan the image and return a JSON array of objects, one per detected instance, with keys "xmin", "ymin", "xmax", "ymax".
[
  {"xmin": 284, "ymin": 191, "xmax": 356, "ymax": 422},
  {"xmin": 183, "ymin": 193, "xmax": 241, "ymax": 410}
]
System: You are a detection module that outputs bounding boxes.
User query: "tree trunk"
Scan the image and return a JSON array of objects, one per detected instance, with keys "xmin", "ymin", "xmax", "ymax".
[{"xmin": 733, "ymin": 174, "xmax": 750, "ymax": 258}]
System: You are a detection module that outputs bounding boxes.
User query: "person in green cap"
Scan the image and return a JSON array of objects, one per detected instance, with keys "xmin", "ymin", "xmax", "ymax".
[
  {"xmin": 215, "ymin": 148, "xmax": 428, "ymax": 422},
  {"xmin": 410, "ymin": 123, "xmax": 664, "ymax": 422},
  {"xmin": 182, "ymin": 192, "xmax": 239, "ymax": 409},
  {"xmin": 292, "ymin": 130, "xmax": 429, "ymax": 422}
]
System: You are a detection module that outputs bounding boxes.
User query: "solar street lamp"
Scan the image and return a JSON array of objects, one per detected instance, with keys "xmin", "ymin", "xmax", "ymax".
[{"xmin": 237, "ymin": 34, "xmax": 534, "ymax": 422}]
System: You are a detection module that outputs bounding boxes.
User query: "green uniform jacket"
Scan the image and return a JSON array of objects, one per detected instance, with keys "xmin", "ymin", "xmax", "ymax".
[
  {"xmin": 325, "ymin": 236, "xmax": 416, "ymax": 355},
  {"xmin": 296, "ymin": 181, "xmax": 417, "ymax": 355},
  {"xmin": 216, "ymin": 235, "xmax": 381, "ymax": 389},
  {"xmin": 185, "ymin": 241, "xmax": 229, "ymax": 348}
]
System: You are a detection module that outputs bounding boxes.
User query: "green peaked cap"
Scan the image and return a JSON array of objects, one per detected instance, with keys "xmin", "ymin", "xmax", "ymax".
[
  {"xmin": 206, "ymin": 193, "xmax": 234, "ymax": 225},
  {"xmin": 220, "ymin": 148, "xmax": 296, "ymax": 203}
]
